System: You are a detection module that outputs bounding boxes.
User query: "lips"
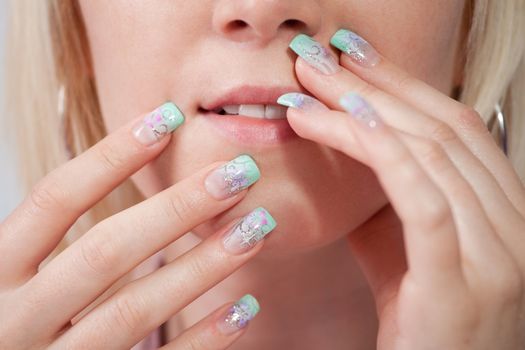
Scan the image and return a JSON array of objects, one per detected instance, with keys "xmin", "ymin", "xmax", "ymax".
[{"xmin": 199, "ymin": 85, "xmax": 302, "ymax": 145}]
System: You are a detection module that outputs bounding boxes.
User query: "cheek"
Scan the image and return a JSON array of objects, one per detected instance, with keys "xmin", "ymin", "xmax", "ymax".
[
  {"xmin": 80, "ymin": 0, "xmax": 207, "ymax": 133},
  {"xmin": 341, "ymin": 0, "xmax": 465, "ymax": 92}
]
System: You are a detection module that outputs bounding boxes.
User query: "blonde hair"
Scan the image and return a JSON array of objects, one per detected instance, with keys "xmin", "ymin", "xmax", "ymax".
[{"xmin": 5, "ymin": 0, "xmax": 525, "ymax": 242}]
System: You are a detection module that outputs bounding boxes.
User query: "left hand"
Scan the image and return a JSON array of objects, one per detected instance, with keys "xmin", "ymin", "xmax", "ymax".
[{"xmin": 280, "ymin": 31, "xmax": 525, "ymax": 350}]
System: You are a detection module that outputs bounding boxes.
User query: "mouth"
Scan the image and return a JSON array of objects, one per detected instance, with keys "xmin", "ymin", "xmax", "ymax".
[{"xmin": 198, "ymin": 85, "xmax": 301, "ymax": 146}]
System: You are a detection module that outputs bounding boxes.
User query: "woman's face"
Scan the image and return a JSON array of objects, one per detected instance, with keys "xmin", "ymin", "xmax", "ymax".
[{"xmin": 79, "ymin": 0, "xmax": 466, "ymax": 255}]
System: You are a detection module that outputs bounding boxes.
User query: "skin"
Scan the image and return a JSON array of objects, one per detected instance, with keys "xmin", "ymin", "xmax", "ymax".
[
  {"xmin": 77, "ymin": 1, "xmax": 468, "ymax": 347},
  {"xmin": 1, "ymin": 0, "xmax": 524, "ymax": 349},
  {"xmin": 79, "ymin": 0, "xmax": 464, "ymax": 254}
]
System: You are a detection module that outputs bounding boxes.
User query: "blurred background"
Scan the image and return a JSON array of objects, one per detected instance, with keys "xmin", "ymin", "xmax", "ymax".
[{"xmin": 0, "ymin": 0, "xmax": 23, "ymax": 220}]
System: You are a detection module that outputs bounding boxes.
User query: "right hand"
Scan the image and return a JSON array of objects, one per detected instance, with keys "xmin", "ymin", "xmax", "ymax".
[{"xmin": 0, "ymin": 102, "xmax": 273, "ymax": 349}]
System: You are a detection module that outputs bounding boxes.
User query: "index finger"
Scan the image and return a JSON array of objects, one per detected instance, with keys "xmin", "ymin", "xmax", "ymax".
[{"xmin": 0, "ymin": 102, "xmax": 185, "ymax": 282}]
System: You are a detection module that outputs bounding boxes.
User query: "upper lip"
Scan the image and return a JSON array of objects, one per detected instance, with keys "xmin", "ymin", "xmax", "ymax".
[{"xmin": 200, "ymin": 85, "xmax": 301, "ymax": 112}]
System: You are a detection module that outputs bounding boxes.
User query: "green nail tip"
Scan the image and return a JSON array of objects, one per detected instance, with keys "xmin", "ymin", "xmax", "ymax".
[
  {"xmin": 253, "ymin": 207, "xmax": 277, "ymax": 235},
  {"xmin": 276, "ymin": 93, "xmax": 298, "ymax": 108},
  {"xmin": 159, "ymin": 102, "xmax": 185, "ymax": 132},
  {"xmin": 330, "ymin": 29, "xmax": 352, "ymax": 52},
  {"xmin": 289, "ymin": 33, "xmax": 316, "ymax": 55},
  {"xmin": 233, "ymin": 154, "xmax": 261, "ymax": 186},
  {"xmin": 238, "ymin": 294, "xmax": 260, "ymax": 317}
]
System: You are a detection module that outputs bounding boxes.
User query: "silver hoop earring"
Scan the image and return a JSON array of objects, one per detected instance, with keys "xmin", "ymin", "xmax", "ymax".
[{"xmin": 488, "ymin": 103, "xmax": 508, "ymax": 157}]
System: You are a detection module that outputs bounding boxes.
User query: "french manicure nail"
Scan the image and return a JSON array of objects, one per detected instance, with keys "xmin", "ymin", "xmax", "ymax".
[
  {"xmin": 204, "ymin": 155, "xmax": 260, "ymax": 200},
  {"xmin": 339, "ymin": 93, "xmax": 382, "ymax": 129},
  {"xmin": 216, "ymin": 294, "xmax": 260, "ymax": 335},
  {"xmin": 222, "ymin": 207, "xmax": 277, "ymax": 254},
  {"xmin": 277, "ymin": 93, "xmax": 329, "ymax": 112},
  {"xmin": 289, "ymin": 34, "xmax": 341, "ymax": 75},
  {"xmin": 330, "ymin": 29, "xmax": 380, "ymax": 68},
  {"xmin": 133, "ymin": 102, "xmax": 185, "ymax": 146}
]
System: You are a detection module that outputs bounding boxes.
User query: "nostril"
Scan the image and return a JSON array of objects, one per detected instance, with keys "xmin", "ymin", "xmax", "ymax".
[
  {"xmin": 226, "ymin": 20, "xmax": 249, "ymax": 31},
  {"xmin": 281, "ymin": 19, "xmax": 306, "ymax": 31}
]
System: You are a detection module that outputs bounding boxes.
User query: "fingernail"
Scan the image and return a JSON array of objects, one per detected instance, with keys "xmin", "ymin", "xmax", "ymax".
[
  {"xmin": 222, "ymin": 207, "xmax": 277, "ymax": 254},
  {"xmin": 216, "ymin": 294, "xmax": 260, "ymax": 335},
  {"xmin": 277, "ymin": 93, "xmax": 329, "ymax": 112},
  {"xmin": 133, "ymin": 102, "xmax": 185, "ymax": 146},
  {"xmin": 204, "ymin": 155, "xmax": 260, "ymax": 200},
  {"xmin": 289, "ymin": 34, "xmax": 341, "ymax": 75},
  {"xmin": 339, "ymin": 93, "xmax": 382, "ymax": 129},
  {"xmin": 330, "ymin": 29, "xmax": 380, "ymax": 68}
]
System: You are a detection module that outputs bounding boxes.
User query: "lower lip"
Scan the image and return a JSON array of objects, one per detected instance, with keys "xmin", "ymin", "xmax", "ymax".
[{"xmin": 200, "ymin": 111, "xmax": 297, "ymax": 145}]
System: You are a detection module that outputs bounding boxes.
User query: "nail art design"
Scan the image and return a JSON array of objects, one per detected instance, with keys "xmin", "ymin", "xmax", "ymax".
[
  {"xmin": 330, "ymin": 29, "xmax": 380, "ymax": 67},
  {"xmin": 289, "ymin": 34, "xmax": 341, "ymax": 75},
  {"xmin": 133, "ymin": 102, "xmax": 185, "ymax": 145},
  {"xmin": 223, "ymin": 207, "xmax": 277, "ymax": 254},
  {"xmin": 217, "ymin": 294, "xmax": 260, "ymax": 335},
  {"xmin": 277, "ymin": 93, "xmax": 329, "ymax": 112},
  {"xmin": 339, "ymin": 93, "xmax": 381, "ymax": 129},
  {"xmin": 204, "ymin": 155, "xmax": 260, "ymax": 200}
]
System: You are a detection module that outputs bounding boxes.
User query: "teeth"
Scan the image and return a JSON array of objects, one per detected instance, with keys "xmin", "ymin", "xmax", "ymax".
[
  {"xmin": 264, "ymin": 105, "xmax": 288, "ymax": 119},
  {"xmin": 239, "ymin": 104, "xmax": 266, "ymax": 118},
  {"xmin": 218, "ymin": 104, "xmax": 287, "ymax": 119},
  {"xmin": 223, "ymin": 105, "xmax": 240, "ymax": 114}
]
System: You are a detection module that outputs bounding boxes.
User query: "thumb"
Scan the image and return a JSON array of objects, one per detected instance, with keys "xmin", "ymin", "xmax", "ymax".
[{"xmin": 347, "ymin": 204, "xmax": 406, "ymax": 313}]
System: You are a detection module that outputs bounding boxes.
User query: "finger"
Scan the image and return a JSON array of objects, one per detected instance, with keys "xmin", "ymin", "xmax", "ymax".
[
  {"xmin": 287, "ymin": 36, "xmax": 525, "ymax": 264},
  {"xmin": 21, "ymin": 155, "xmax": 262, "ymax": 337},
  {"xmin": 346, "ymin": 204, "xmax": 407, "ymax": 313},
  {"xmin": 284, "ymin": 94, "xmax": 509, "ymax": 287},
  {"xmin": 160, "ymin": 295, "xmax": 260, "ymax": 350},
  {"xmin": 0, "ymin": 102, "xmax": 185, "ymax": 282},
  {"xmin": 292, "ymin": 92, "xmax": 464, "ymax": 286},
  {"xmin": 330, "ymin": 28, "xmax": 525, "ymax": 214},
  {"xmin": 51, "ymin": 210, "xmax": 273, "ymax": 349}
]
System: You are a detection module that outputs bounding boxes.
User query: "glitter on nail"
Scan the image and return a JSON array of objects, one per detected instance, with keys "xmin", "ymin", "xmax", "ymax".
[
  {"xmin": 339, "ymin": 92, "xmax": 381, "ymax": 129},
  {"xmin": 223, "ymin": 294, "xmax": 260, "ymax": 330},
  {"xmin": 330, "ymin": 29, "xmax": 380, "ymax": 68},
  {"xmin": 223, "ymin": 207, "xmax": 277, "ymax": 250},
  {"xmin": 221, "ymin": 155, "xmax": 260, "ymax": 195}
]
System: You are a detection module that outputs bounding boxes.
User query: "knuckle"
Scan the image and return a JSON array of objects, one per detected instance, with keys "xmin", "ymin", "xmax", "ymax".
[
  {"xmin": 186, "ymin": 255, "xmax": 215, "ymax": 280},
  {"xmin": 456, "ymin": 107, "xmax": 488, "ymax": 134},
  {"xmin": 356, "ymin": 81, "xmax": 379, "ymax": 100},
  {"xmin": 413, "ymin": 197, "xmax": 452, "ymax": 231},
  {"xmin": 417, "ymin": 139, "xmax": 447, "ymax": 168},
  {"xmin": 392, "ymin": 72, "xmax": 414, "ymax": 93},
  {"xmin": 110, "ymin": 294, "xmax": 147, "ymax": 333},
  {"xmin": 383, "ymin": 146, "xmax": 414, "ymax": 171},
  {"xmin": 95, "ymin": 142, "xmax": 128, "ymax": 173},
  {"xmin": 165, "ymin": 192, "xmax": 197, "ymax": 223},
  {"xmin": 79, "ymin": 228, "xmax": 119, "ymax": 276},
  {"xmin": 429, "ymin": 121, "xmax": 458, "ymax": 145},
  {"xmin": 28, "ymin": 176, "xmax": 68, "ymax": 213}
]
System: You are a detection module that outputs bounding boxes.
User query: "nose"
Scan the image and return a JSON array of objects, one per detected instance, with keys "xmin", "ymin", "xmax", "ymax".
[{"xmin": 212, "ymin": 0, "xmax": 322, "ymax": 45}]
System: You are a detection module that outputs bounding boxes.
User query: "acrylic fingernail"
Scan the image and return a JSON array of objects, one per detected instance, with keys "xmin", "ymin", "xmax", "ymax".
[
  {"xmin": 222, "ymin": 207, "xmax": 277, "ymax": 254},
  {"xmin": 277, "ymin": 93, "xmax": 329, "ymax": 112},
  {"xmin": 204, "ymin": 155, "xmax": 260, "ymax": 200},
  {"xmin": 339, "ymin": 93, "xmax": 382, "ymax": 129},
  {"xmin": 289, "ymin": 34, "xmax": 341, "ymax": 75},
  {"xmin": 133, "ymin": 102, "xmax": 185, "ymax": 146},
  {"xmin": 330, "ymin": 29, "xmax": 380, "ymax": 68},
  {"xmin": 216, "ymin": 294, "xmax": 260, "ymax": 335}
]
